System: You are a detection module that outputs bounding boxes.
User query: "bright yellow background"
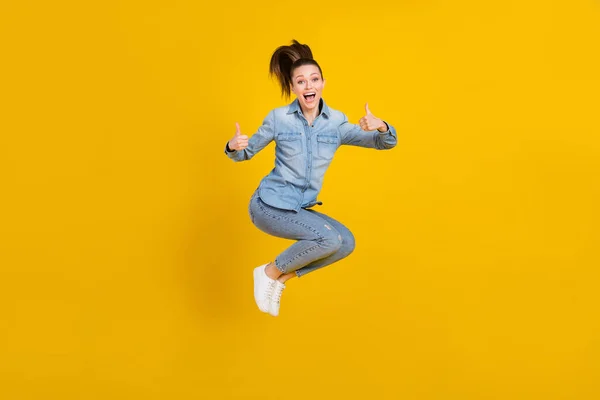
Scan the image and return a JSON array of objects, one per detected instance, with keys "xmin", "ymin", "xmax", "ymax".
[{"xmin": 1, "ymin": 0, "xmax": 599, "ymax": 399}]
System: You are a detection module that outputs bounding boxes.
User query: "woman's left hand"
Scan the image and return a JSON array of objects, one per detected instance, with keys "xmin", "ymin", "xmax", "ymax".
[{"xmin": 359, "ymin": 103, "xmax": 387, "ymax": 132}]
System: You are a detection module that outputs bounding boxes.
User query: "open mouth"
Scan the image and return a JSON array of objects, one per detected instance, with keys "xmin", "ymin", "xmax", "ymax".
[{"xmin": 303, "ymin": 92, "xmax": 316, "ymax": 103}]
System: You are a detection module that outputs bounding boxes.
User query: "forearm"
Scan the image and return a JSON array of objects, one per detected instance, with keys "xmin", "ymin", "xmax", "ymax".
[
  {"xmin": 340, "ymin": 118, "xmax": 397, "ymax": 149},
  {"xmin": 224, "ymin": 110, "xmax": 275, "ymax": 162}
]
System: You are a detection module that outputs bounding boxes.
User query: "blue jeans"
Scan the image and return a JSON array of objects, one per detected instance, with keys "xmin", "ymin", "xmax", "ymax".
[{"xmin": 248, "ymin": 190, "xmax": 356, "ymax": 278}]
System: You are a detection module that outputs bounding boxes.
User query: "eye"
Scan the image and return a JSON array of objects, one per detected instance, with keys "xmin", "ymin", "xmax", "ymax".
[
  {"xmin": 297, "ymin": 80, "xmax": 304, "ymax": 84},
  {"xmin": 312, "ymin": 78, "xmax": 319, "ymax": 82}
]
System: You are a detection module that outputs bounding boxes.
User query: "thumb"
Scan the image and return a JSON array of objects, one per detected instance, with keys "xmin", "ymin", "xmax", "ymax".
[
  {"xmin": 235, "ymin": 122, "xmax": 241, "ymax": 136},
  {"xmin": 365, "ymin": 102, "xmax": 372, "ymax": 115}
]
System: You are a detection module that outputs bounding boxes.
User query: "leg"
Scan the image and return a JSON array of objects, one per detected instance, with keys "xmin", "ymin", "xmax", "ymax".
[
  {"xmin": 266, "ymin": 209, "xmax": 356, "ymax": 283},
  {"xmin": 248, "ymin": 192, "xmax": 357, "ymax": 315},
  {"xmin": 293, "ymin": 209, "xmax": 356, "ymax": 278},
  {"xmin": 277, "ymin": 271, "xmax": 297, "ymax": 284},
  {"xmin": 249, "ymin": 194, "xmax": 344, "ymax": 275}
]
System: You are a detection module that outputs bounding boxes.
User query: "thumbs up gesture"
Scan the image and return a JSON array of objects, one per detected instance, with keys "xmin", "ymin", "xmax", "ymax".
[
  {"xmin": 228, "ymin": 122, "xmax": 249, "ymax": 151},
  {"xmin": 359, "ymin": 103, "xmax": 387, "ymax": 132}
]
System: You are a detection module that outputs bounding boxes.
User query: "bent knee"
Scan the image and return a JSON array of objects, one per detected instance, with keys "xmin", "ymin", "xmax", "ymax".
[{"xmin": 318, "ymin": 231, "xmax": 343, "ymax": 254}]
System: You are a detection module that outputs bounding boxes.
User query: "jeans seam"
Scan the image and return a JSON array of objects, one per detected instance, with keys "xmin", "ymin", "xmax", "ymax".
[
  {"xmin": 279, "ymin": 243, "xmax": 323, "ymax": 271},
  {"xmin": 257, "ymin": 200, "xmax": 323, "ymax": 238},
  {"xmin": 257, "ymin": 200, "xmax": 327, "ymax": 273}
]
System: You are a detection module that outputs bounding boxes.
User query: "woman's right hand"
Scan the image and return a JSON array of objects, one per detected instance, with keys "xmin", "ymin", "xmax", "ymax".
[{"xmin": 228, "ymin": 122, "xmax": 249, "ymax": 151}]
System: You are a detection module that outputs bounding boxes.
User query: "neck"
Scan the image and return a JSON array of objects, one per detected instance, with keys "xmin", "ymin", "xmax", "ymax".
[
  {"xmin": 300, "ymin": 98, "xmax": 322, "ymax": 122},
  {"xmin": 301, "ymin": 106, "xmax": 319, "ymax": 122}
]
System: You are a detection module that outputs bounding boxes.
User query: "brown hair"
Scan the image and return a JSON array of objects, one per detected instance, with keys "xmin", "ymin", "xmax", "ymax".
[{"xmin": 269, "ymin": 39, "xmax": 324, "ymax": 99}]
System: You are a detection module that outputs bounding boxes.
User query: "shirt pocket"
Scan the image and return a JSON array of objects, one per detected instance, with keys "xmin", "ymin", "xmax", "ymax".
[
  {"xmin": 316, "ymin": 133, "xmax": 338, "ymax": 159},
  {"xmin": 276, "ymin": 132, "xmax": 303, "ymax": 158}
]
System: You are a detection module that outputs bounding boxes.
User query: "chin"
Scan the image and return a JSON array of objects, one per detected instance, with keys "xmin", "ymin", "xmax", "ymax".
[{"xmin": 305, "ymin": 97, "xmax": 320, "ymax": 109}]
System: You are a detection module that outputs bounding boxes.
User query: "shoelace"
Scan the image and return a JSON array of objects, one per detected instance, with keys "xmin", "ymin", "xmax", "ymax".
[
  {"xmin": 272, "ymin": 282, "xmax": 285, "ymax": 304},
  {"xmin": 264, "ymin": 280, "xmax": 276, "ymax": 302}
]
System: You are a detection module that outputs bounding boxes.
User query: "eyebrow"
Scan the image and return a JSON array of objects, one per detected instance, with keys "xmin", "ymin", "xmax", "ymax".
[{"xmin": 294, "ymin": 73, "xmax": 320, "ymax": 79}]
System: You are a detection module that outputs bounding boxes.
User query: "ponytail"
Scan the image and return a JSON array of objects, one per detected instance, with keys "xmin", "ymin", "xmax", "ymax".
[{"xmin": 269, "ymin": 39, "xmax": 324, "ymax": 99}]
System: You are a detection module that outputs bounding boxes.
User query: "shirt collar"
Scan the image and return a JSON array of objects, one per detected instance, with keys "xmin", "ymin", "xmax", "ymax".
[{"xmin": 286, "ymin": 97, "xmax": 330, "ymax": 118}]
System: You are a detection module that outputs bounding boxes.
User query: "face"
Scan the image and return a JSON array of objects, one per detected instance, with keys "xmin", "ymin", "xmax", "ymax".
[{"xmin": 290, "ymin": 64, "xmax": 326, "ymax": 113}]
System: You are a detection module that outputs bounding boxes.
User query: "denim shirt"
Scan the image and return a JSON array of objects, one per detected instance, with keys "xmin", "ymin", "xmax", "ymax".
[{"xmin": 224, "ymin": 98, "xmax": 397, "ymax": 212}]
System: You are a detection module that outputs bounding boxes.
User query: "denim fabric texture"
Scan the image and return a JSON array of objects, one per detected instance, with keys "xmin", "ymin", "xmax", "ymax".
[
  {"xmin": 225, "ymin": 98, "xmax": 397, "ymax": 212},
  {"xmin": 248, "ymin": 189, "xmax": 356, "ymax": 277},
  {"xmin": 228, "ymin": 97, "xmax": 397, "ymax": 277}
]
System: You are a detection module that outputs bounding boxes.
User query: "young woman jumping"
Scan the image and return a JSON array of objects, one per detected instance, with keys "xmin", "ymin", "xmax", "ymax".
[{"xmin": 224, "ymin": 39, "xmax": 398, "ymax": 316}]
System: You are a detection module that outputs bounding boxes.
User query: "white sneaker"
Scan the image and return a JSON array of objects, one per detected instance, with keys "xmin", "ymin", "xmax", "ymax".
[
  {"xmin": 269, "ymin": 280, "xmax": 286, "ymax": 317},
  {"xmin": 253, "ymin": 264, "xmax": 276, "ymax": 313}
]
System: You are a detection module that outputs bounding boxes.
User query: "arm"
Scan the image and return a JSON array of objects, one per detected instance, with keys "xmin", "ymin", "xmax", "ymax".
[
  {"xmin": 339, "ymin": 112, "xmax": 397, "ymax": 150},
  {"xmin": 224, "ymin": 110, "xmax": 276, "ymax": 162}
]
